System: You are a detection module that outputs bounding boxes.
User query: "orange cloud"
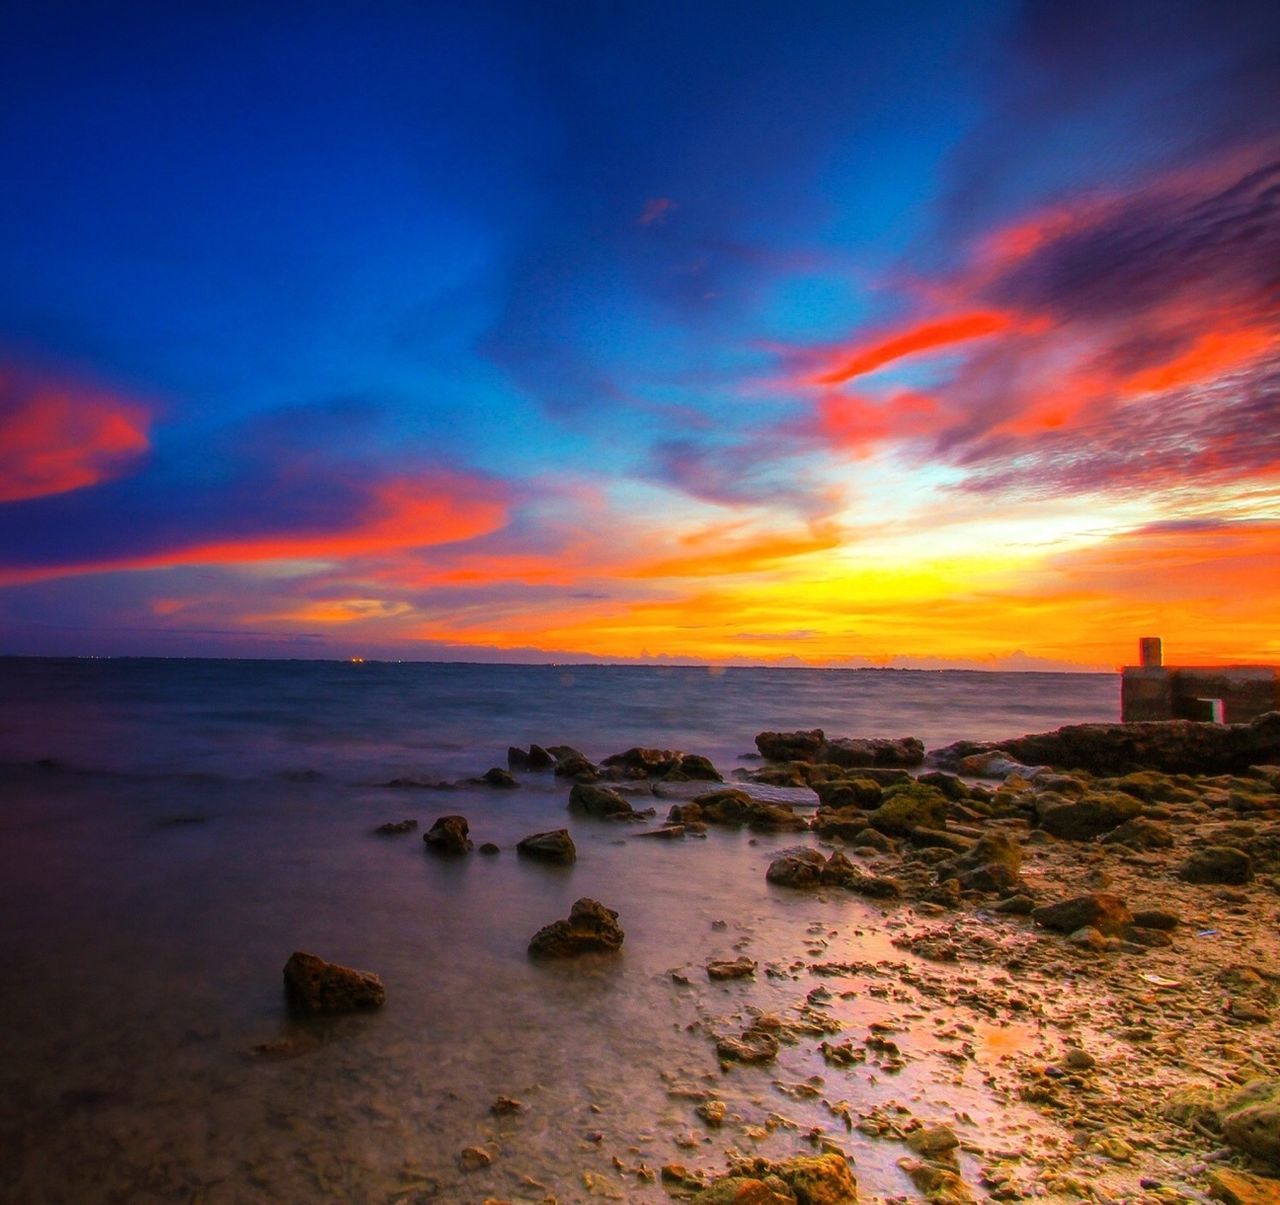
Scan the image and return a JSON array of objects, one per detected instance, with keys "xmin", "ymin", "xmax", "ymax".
[
  {"xmin": 1121, "ymin": 325, "xmax": 1274, "ymax": 396},
  {"xmin": 810, "ymin": 311, "xmax": 1012, "ymax": 386},
  {"xmin": 0, "ymin": 365, "xmax": 151, "ymax": 501}
]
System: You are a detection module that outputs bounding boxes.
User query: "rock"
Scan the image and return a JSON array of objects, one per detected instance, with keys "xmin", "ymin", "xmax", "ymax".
[
  {"xmin": 423, "ymin": 814, "xmax": 473, "ymax": 854},
  {"xmin": 1208, "ymin": 1167, "xmax": 1280, "ymax": 1205},
  {"xmin": 553, "ymin": 750, "xmax": 598, "ymax": 780},
  {"xmin": 1031, "ymin": 892, "xmax": 1133, "ymax": 936},
  {"xmin": 937, "ymin": 831, "xmax": 1023, "ymax": 894},
  {"xmin": 634, "ymin": 825, "xmax": 686, "ymax": 839},
  {"xmin": 756, "ymin": 729, "xmax": 826, "ymax": 762},
  {"xmin": 490, "ymin": 1095, "xmax": 522, "ymax": 1115},
  {"xmin": 1101, "ymin": 816, "xmax": 1174, "ymax": 849},
  {"xmin": 813, "ymin": 778, "xmax": 883, "ymax": 809},
  {"xmin": 528, "ymin": 898, "xmax": 624, "ymax": 957},
  {"xmin": 900, "ymin": 1159, "xmax": 974, "ymax": 1203},
  {"xmin": 1219, "ymin": 1079, "xmax": 1280, "ymax": 1164},
  {"xmin": 568, "ymin": 782, "xmax": 636, "ymax": 819},
  {"xmin": 1112, "ymin": 770, "xmax": 1185, "ymax": 802},
  {"xmin": 707, "ymin": 957, "xmax": 757, "ymax": 980},
  {"xmin": 458, "ymin": 1146, "xmax": 491, "ymax": 1171},
  {"xmin": 600, "ymin": 747, "xmax": 722, "ymax": 782},
  {"xmin": 374, "ymin": 819, "xmax": 418, "ymax": 835},
  {"xmin": 1037, "ymin": 791, "xmax": 1142, "ymax": 840},
  {"xmin": 283, "ymin": 951, "xmax": 385, "ymax": 1015},
  {"xmin": 866, "ymin": 783, "xmax": 948, "ymax": 836},
  {"xmin": 693, "ymin": 1154, "xmax": 856, "ymax": 1204},
  {"xmin": 1179, "ymin": 845, "xmax": 1253, "ymax": 885},
  {"xmin": 479, "ymin": 842, "xmax": 500, "ymax": 855},
  {"xmin": 508, "ymin": 743, "xmax": 554, "ymax": 771},
  {"xmin": 693, "ymin": 789, "xmax": 808, "ymax": 832},
  {"xmin": 696, "ymin": 1099, "xmax": 728, "ymax": 1128},
  {"xmin": 991, "ymin": 894, "xmax": 1035, "ymax": 914},
  {"xmin": 481, "ymin": 767, "xmax": 518, "ymax": 788},
  {"xmin": 716, "ymin": 1021, "xmax": 780, "ymax": 1065},
  {"xmin": 906, "ymin": 1124, "xmax": 960, "ymax": 1161},
  {"xmin": 1131, "ymin": 908, "xmax": 1180, "ymax": 930},
  {"xmin": 516, "ymin": 829, "xmax": 576, "ymax": 863},
  {"xmin": 824, "ymin": 736, "xmax": 924, "ymax": 769},
  {"xmin": 946, "ymin": 713, "xmax": 1280, "ymax": 777},
  {"xmin": 917, "ymin": 770, "xmax": 969, "ymax": 799},
  {"xmin": 767, "ymin": 849, "xmax": 827, "ymax": 887}
]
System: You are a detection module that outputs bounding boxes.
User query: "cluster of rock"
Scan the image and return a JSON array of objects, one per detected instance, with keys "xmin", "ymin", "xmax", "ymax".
[
  {"xmin": 755, "ymin": 727, "xmax": 923, "ymax": 768},
  {"xmin": 677, "ymin": 1151, "xmax": 858, "ymax": 1203},
  {"xmin": 509, "ymin": 742, "xmax": 723, "ymax": 784},
  {"xmin": 932, "ymin": 711, "xmax": 1280, "ymax": 777}
]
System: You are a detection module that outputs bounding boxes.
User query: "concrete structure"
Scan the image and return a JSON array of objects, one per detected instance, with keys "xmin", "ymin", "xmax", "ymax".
[{"xmin": 1121, "ymin": 638, "xmax": 1280, "ymax": 723}]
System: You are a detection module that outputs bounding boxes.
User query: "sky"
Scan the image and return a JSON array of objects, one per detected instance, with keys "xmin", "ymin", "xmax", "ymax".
[{"xmin": 1, "ymin": 0, "xmax": 1277, "ymax": 670}]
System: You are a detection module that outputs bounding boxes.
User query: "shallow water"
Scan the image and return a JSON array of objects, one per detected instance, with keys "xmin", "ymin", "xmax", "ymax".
[{"xmin": 0, "ymin": 658, "xmax": 1117, "ymax": 1202}]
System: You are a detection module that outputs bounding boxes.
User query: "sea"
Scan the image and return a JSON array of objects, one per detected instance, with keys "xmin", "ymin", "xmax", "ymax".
[{"xmin": 0, "ymin": 657, "xmax": 1118, "ymax": 1203}]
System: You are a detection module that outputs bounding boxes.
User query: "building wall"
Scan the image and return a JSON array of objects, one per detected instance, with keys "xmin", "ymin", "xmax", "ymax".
[{"xmin": 1121, "ymin": 666, "xmax": 1280, "ymax": 723}]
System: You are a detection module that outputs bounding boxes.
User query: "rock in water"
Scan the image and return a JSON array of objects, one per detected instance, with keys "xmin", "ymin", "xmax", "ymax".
[
  {"xmin": 283, "ymin": 951, "xmax": 385, "ymax": 1014},
  {"xmin": 516, "ymin": 828, "xmax": 577, "ymax": 863},
  {"xmin": 755, "ymin": 729, "xmax": 826, "ymax": 761},
  {"xmin": 567, "ymin": 782, "xmax": 636, "ymax": 819},
  {"xmin": 528, "ymin": 898, "xmax": 624, "ymax": 957},
  {"xmin": 423, "ymin": 814, "xmax": 473, "ymax": 853}
]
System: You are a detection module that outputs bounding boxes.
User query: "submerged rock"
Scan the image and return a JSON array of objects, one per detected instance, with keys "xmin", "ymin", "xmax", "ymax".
[
  {"xmin": 374, "ymin": 819, "xmax": 418, "ymax": 835},
  {"xmin": 283, "ymin": 951, "xmax": 385, "ymax": 1015},
  {"xmin": 528, "ymin": 898, "xmax": 624, "ymax": 957},
  {"xmin": 516, "ymin": 828, "xmax": 576, "ymax": 864},
  {"xmin": 685, "ymin": 788, "xmax": 808, "ymax": 832},
  {"xmin": 423, "ymin": 814, "xmax": 472, "ymax": 854},
  {"xmin": 479, "ymin": 767, "xmax": 518, "ymax": 788}
]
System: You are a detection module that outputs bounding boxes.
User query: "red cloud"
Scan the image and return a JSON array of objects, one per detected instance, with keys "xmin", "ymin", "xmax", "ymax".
[
  {"xmin": 0, "ymin": 474, "xmax": 509, "ymax": 586},
  {"xmin": 638, "ymin": 197, "xmax": 677, "ymax": 226},
  {"xmin": 0, "ymin": 364, "xmax": 151, "ymax": 501},
  {"xmin": 809, "ymin": 311, "xmax": 1012, "ymax": 386}
]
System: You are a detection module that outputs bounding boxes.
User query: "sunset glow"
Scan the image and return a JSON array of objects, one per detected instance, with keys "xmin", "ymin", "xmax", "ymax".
[{"xmin": 1, "ymin": 3, "xmax": 1277, "ymax": 668}]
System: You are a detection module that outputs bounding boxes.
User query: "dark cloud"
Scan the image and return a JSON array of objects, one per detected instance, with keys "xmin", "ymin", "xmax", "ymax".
[{"xmin": 987, "ymin": 159, "xmax": 1280, "ymax": 323}]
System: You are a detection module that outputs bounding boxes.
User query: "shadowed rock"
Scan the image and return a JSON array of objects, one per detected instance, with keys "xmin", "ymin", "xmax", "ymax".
[
  {"xmin": 516, "ymin": 828, "xmax": 576, "ymax": 864},
  {"xmin": 1032, "ymin": 893, "xmax": 1132, "ymax": 936},
  {"xmin": 528, "ymin": 898, "xmax": 624, "ymax": 957},
  {"xmin": 568, "ymin": 782, "xmax": 637, "ymax": 819},
  {"xmin": 283, "ymin": 951, "xmax": 385, "ymax": 1015},
  {"xmin": 1179, "ymin": 845, "xmax": 1253, "ymax": 884},
  {"xmin": 423, "ymin": 815, "xmax": 472, "ymax": 854},
  {"xmin": 374, "ymin": 819, "xmax": 418, "ymax": 835}
]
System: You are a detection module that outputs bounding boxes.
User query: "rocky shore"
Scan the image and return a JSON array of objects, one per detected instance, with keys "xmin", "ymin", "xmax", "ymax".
[{"xmin": 327, "ymin": 714, "xmax": 1280, "ymax": 1201}]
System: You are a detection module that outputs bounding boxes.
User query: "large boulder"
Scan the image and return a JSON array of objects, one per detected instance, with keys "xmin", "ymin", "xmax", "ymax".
[
  {"xmin": 813, "ymin": 778, "xmax": 883, "ymax": 809},
  {"xmin": 528, "ymin": 898, "xmax": 624, "ymax": 957},
  {"xmin": 1032, "ymin": 893, "xmax": 1132, "ymax": 936},
  {"xmin": 1179, "ymin": 845, "xmax": 1253, "ymax": 884},
  {"xmin": 1219, "ymin": 1079, "xmax": 1280, "ymax": 1165},
  {"xmin": 423, "ymin": 814, "xmax": 472, "ymax": 854},
  {"xmin": 568, "ymin": 782, "xmax": 637, "ymax": 819},
  {"xmin": 516, "ymin": 829, "xmax": 576, "ymax": 864},
  {"xmin": 938, "ymin": 713, "xmax": 1280, "ymax": 777},
  {"xmin": 283, "ymin": 951, "xmax": 385, "ymax": 1014},
  {"xmin": 766, "ymin": 848, "xmax": 827, "ymax": 887},
  {"xmin": 1036, "ymin": 791, "xmax": 1142, "ymax": 840},
  {"xmin": 824, "ymin": 736, "xmax": 924, "ymax": 769},
  {"xmin": 866, "ymin": 783, "xmax": 948, "ymax": 836},
  {"xmin": 756, "ymin": 729, "xmax": 827, "ymax": 762}
]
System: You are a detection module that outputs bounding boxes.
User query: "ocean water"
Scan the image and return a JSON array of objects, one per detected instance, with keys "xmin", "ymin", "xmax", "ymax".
[{"xmin": 0, "ymin": 658, "xmax": 1118, "ymax": 1203}]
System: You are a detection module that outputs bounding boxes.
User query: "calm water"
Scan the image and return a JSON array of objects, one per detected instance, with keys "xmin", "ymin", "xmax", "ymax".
[{"xmin": 0, "ymin": 658, "xmax": 1117, "ymax": 1203}]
